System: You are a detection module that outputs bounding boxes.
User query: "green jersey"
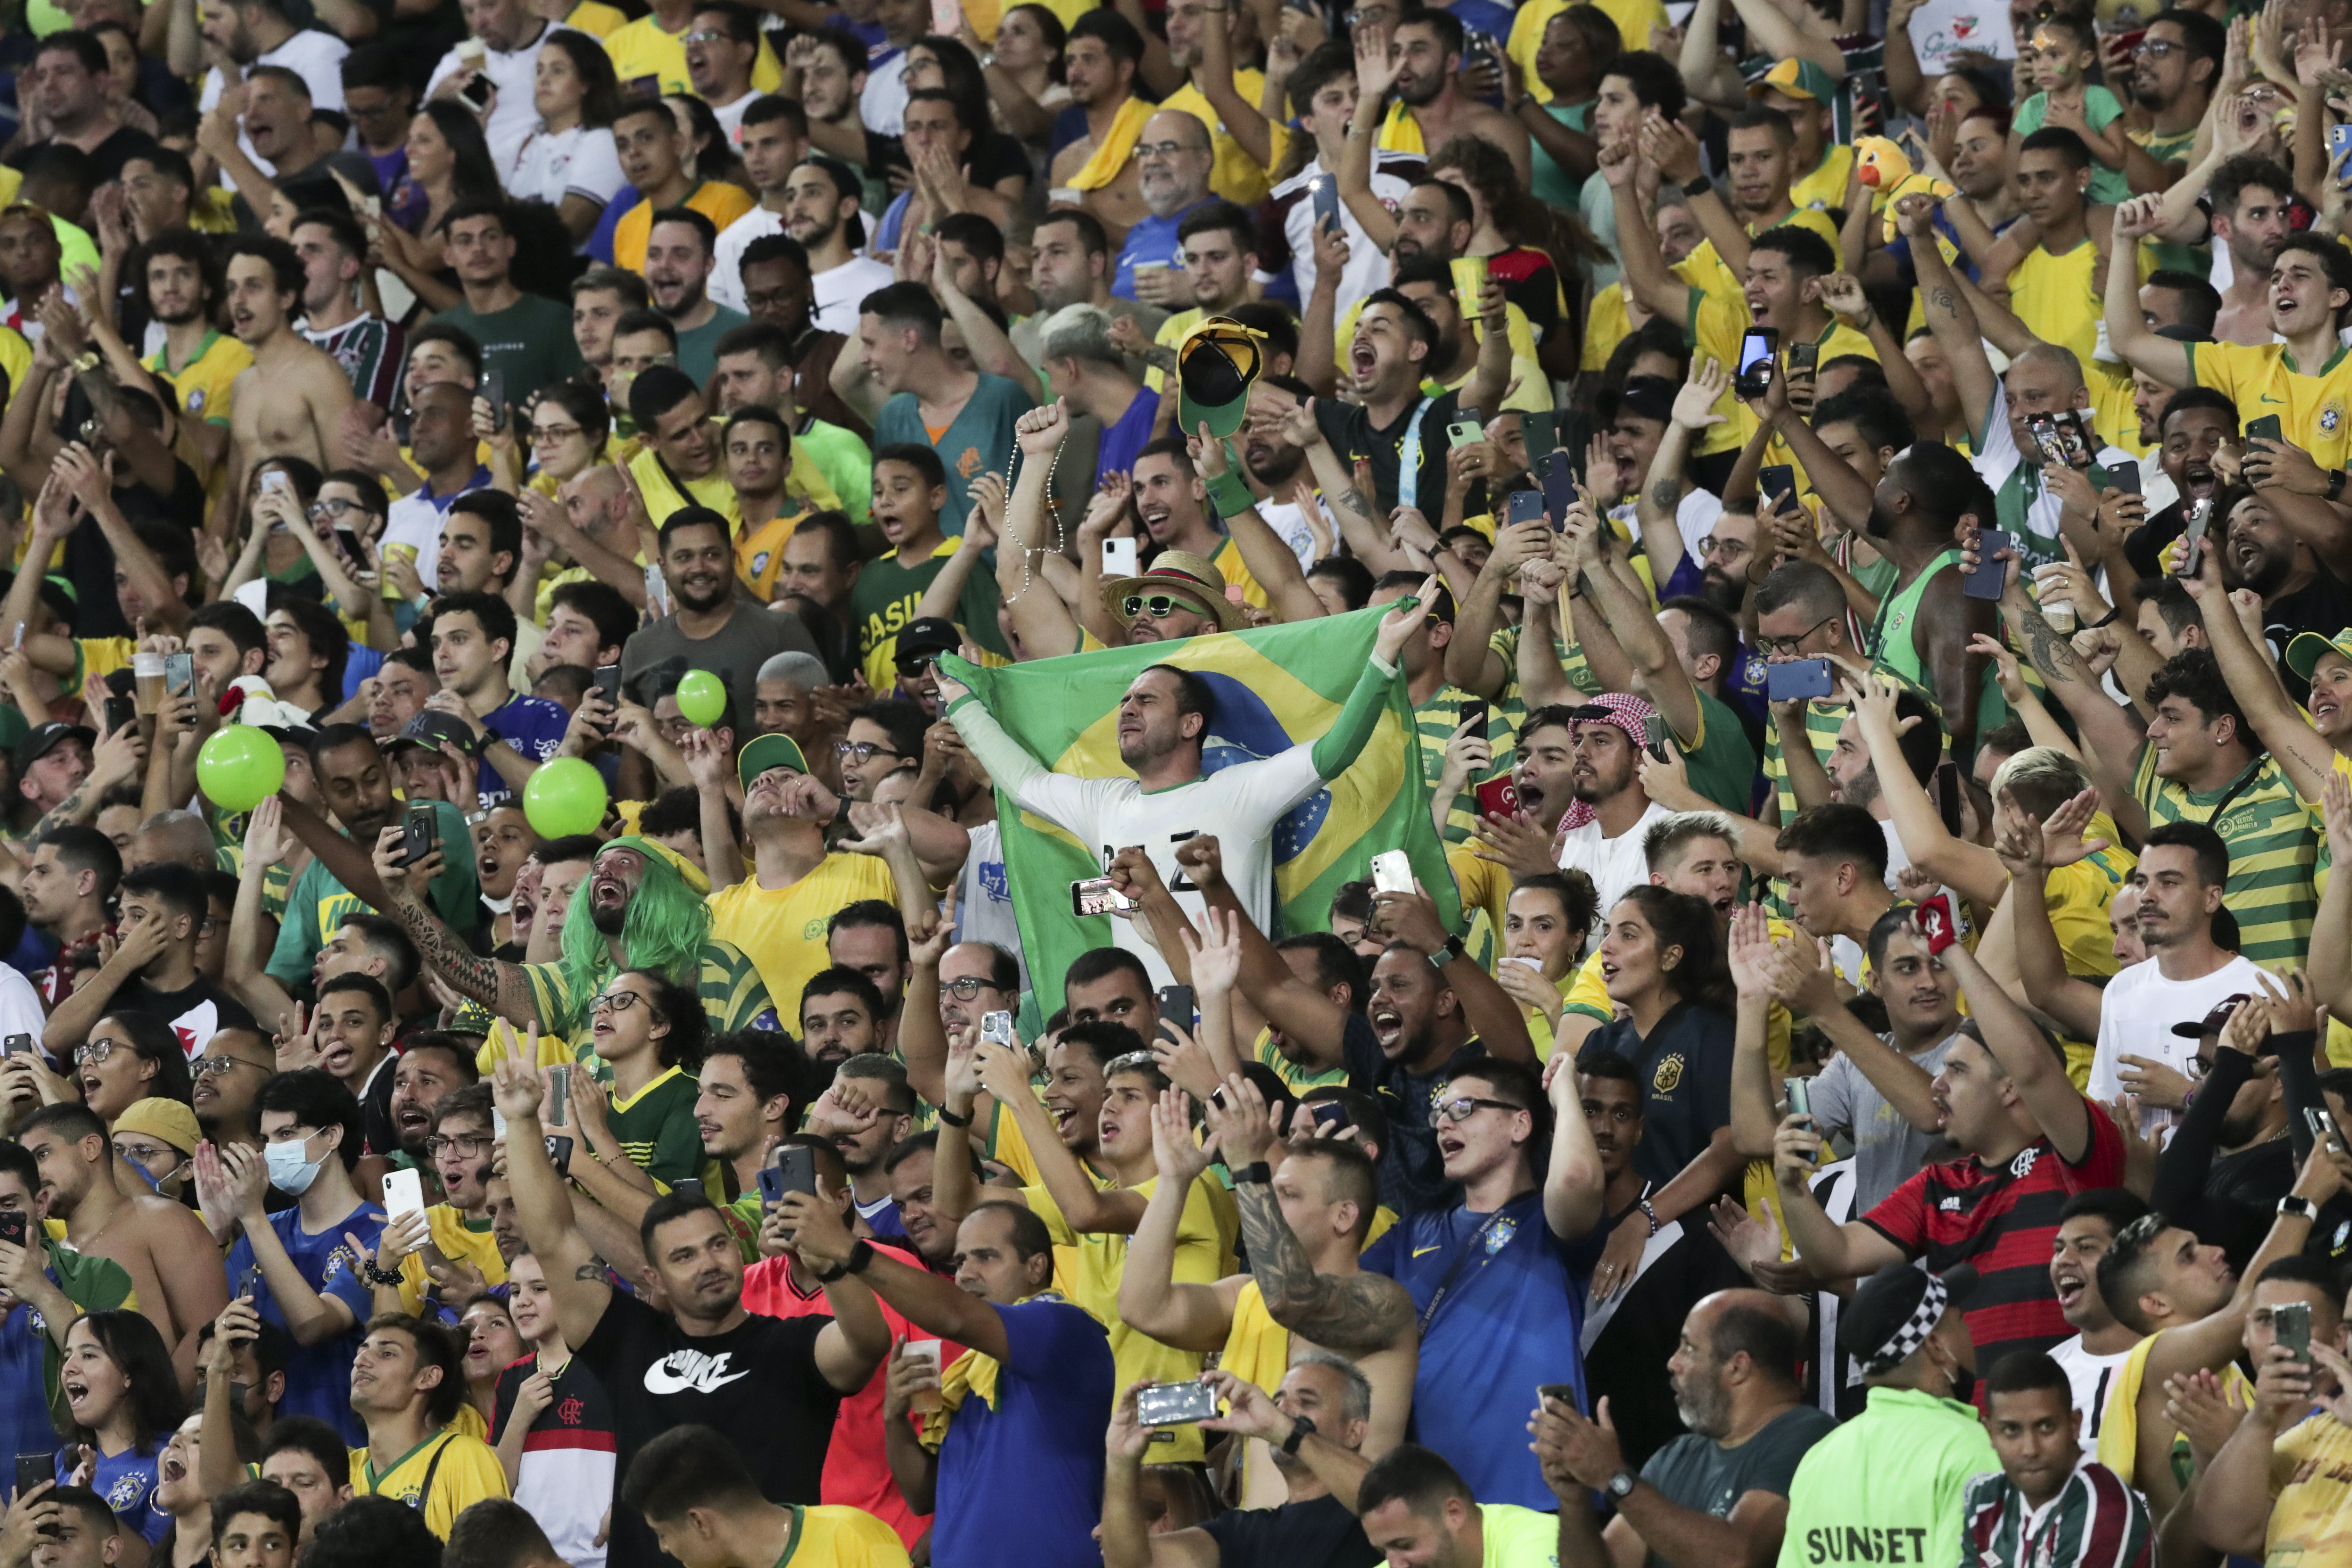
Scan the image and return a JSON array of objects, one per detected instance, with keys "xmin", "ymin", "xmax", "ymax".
[
  {"xmin": 599, "ymin": 1064, "xmax": 707, "ymax": 1186},
  {"xmin": 2134, "ymin": 747, "xmax": 2318, "ymax": 966},
  {"xmin": 1777, "ymin": 1386, "xmax": 1997, "ymax": 1568}
]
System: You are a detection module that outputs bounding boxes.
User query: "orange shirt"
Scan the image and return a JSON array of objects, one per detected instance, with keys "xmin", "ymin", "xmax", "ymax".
[{"xmin": 612, "ymin": 180, "xmax": 756, "ymax": 273}]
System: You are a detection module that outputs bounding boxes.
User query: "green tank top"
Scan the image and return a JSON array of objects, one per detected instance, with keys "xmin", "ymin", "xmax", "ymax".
[{"xmin": 1868, "ymin": 549, "xmax": 1960, "ymax": 690}]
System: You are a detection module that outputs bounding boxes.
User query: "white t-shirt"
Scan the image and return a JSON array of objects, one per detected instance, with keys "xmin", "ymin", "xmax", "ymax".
[
  {"xmin": 199, "ymin": 29, "xmax": 350, "ymax": 175},
  {"xmin": 860, "ymin": 48, "xmax": 910, "ymax": 138},
  {"xmin": 1255, "ymin": 498, "xmax": 1320, "ymax": 571},
  {"xmin": 1273, "ymin": 152, "xmax": 1415, "ymax": 321},
  {"xmin": 712, "ymin": 90, "xmax": 760, "ymax": 145},
  {"xmin": 505, "ymin": 122, "xmax": 626, "ymax": 211},
  {"xmin": 711, "ymin": 205, "xmax": 786, "ymax": 314},
  {"xmin": 1608, "ymin": 487, "xmax": 1723, "ymax": 586},
  {"xmin": 2089, "ymin": 953, "xmax": 2269, "ymax": 1136},
  {"xmin": 2048, "ymin": 1333, "xmax": 2136, "ymax": 1445},
  {"xmin": 812, "ymin": 256, "xmax": 895, "ymax": 335},
  {"xmin": 952, "ymin": 819, "xmax": 1030, "ymax": 996},
  {"xmin": 0, "ymin": 966, "xmax": 43, "ymax": 1055},
  {"xmin": 423, "ymin": 23, "xmax": 574, "ymax": 176},
  {"xmin": 1555, "ymin": 799, "xmax": 1674, "ymax": 922}
]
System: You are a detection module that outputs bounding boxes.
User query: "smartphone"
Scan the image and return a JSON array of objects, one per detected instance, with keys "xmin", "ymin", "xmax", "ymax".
[
  {"xmin": 260, "ymin": 470, "xmax": 289, "ymax": 496},
  {"xmin": 1535, "ymin": 451, "xmax": 1574, "ymax": 528},
  {"xmin": 381, "ymin": 1168, "xmax": 425, "ymax": 1220},
  {"xmin": 545, "ymin": 1065, "xmax": 570, "ymax": 1126},
  {"xmin": 13, "ymin": 1453, "xmax": 50, "ymax": 1514},
  {"xmin": 671, "ymin": 1177, "xmax": 705, "ymax": 1203},
  {"xmin": 1134, "ymin": 1380, "xmax": 1221, "ymax": 1426},
  {"xmin": 458, "ymin": 71, "xmax": 495, "ymax": 112},
  {"xmin": 1733, "ymin": 329, "xmax": 1778, "ymax": 400},
  {"xmin": 1101, "ymin": 537, "xmax": 1139, "ymax": 579},
  {"xmin": 103, "ymin": 695, "xmax": 134, "ymax": 734},
  {"xmin": 1370, "ymin": 849, "xmax": 1415, "ymax": 895},
  {"xmin": 1758, "ymin": 464, "xmax": 1797, "ymax": 515},
  {"xmin": 1072, "ymin": 876, "xmax": 1133, "ymax": 917},
  {"xmin": 2275, "ymin": 1299, "xmax": 2313, "ymax": 1365},
  {"xmin": 2333, "ymin": 123, "xmax": 2352, "ymax": 160},
  {"xmin": 481, "ymin": 369, "xmax": 507, "ymax": 433},
  {"xmin": 2308, "ymin": 1105, "xmax": 2346, "ymax": 1155},
  {"xmin": 2247, "ymin": 412, "xmax": 2284, "ymax": 447},
  {"xmin": 1309, "ymin": 1100, "xmax": 1349, "ymax": 1132},
  {"xmin": 2026, "ymin": 414, "xmax": 2069, "ymax": 470},
  {"xmin": 2053, "ymin": 409, "xmax": 2092, "ymax": 465},
  {"xmin": 591, "ymin": 664, "xmax": 622, "ymax": 710},
  {"xmin": 2104, "ymin": 461, "xmax": 2143, "ymax": 496},
  {"xmin": 1785, "ymin": 1077, "xmax": 1811, "ymax": 1121},
  {"xmin": 1766, "ymin": 658, "xmax": 1834, "ymax": 702},
  {"xmin": 1447, "ymin": 419, "xmax": 1485, "ymax": 450},
  {"xmin": 163, "ymin": 652, "xmax": 194, "ymax": 694},
  {"xmin": 755, "ymin": 1164, "xmax": 786, "ymax": 1211},
  {"xmin": 543, "ymin": 1133, "xmax": 573, "ymax": 1174},
  {"xmin": 1536, "ymin": 1382, "xmax": 1577, "ymax": 1408},
  {"xmin": 1310, "ymin": 175, "xmax": 1340, "ymax": 230},
  {"xmin": 1522, "ymin": 411, "xmax": 1560, "ymax": 460},
  {"xmin": 1505, "ymin": 489, "xmax": 1545, "ymax": 529},
  {"xmin": 1785, "ymin": 341, "xmax": 1819, "ymax": 374},
  {"xmin": 1475, "ymin": 776, "xmax": 1520, "ymax": 817},
  {"xmin": 2180, "ymin": 497, "xmax": 2213, "ymax": 578},
  {"xmin": 1933, "ymin": 760, "xmax": 1963, "ymax": 836},
  {"xmin": 1156, "ymin": 984, "xmax": 1195, "ymax": 1034},
  {"xmin": 1458, "ymin": 699, "xmax": 1488, "ymax": 739},
  {"xmin": 1966, "ymin": 528, "xmax": 2014, "ymax": 600},
  {"xmin": 774, "ymin": 1143, "xmax": 817, "ymax": 1201},
  {"xmin": 1642, "ymin": 712, "xmax": 1671, "ymax": 762},
  {"xmin": 1, "ymin": 1035, "xmax": 29, "ymax": 1058},
  {"xmin": 979, "ymin": 1010, "xmax": 1015, "ymax": 1048},
  {"xmin": 0, "ymin": 1211, "xmax": 25, "ymax": 1249},
  {"xmin": 402, "ymin": 802, "xmax": 437, "ymax": 867}
]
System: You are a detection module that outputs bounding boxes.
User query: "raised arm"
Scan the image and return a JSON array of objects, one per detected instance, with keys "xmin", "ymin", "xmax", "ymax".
[
  {"xmin": 994, "ymin": 401, "xmax": 1087, "ymax": 659},
  {"xmin": 224, "ymin": 799, "xmax": 303, "ymax": 1031},
  {"xmin": 1940, "ymin": 906, "xmax": 2092, "ymax": 1161},
  {"xmin": 1993, "ymin": 542, "xmax": 2150, "ymax": 840},
  {"xmin": 1371, "ymin": 884, "xmax": 1535, "ymax": 1062},
  {"xmin": 1114, "ymin": 1090, "xmax": 1243, "ymax": 1352},
  {"xmin": 975, "ymin": 1036, "xmax": 1148, "ymax": 1234},
  {"xmin": 368, "ymin": 828, "xmax": 539, "ymax": 1026},
  {"xmin": 490, "ymin": 1032, "xmax": 611, "ymax": 1348},
  {"xmin": 1608, "ymin": 144, "xmax": 1696, "ymax": 328},
  {"xmin": 1444, "ymin": 522, "xmax": 1547, "ymax": 696},
  {"xmin": 1898, "ymin": 195, "xmax": 2002, "ymax": 437},
  {"xmin": 1849, "ymin": 673, "xmax": 2010, "ymax": 906},
  {"xmin": 2104, "ymin": 195, "xmax": 2196, "ymax": 387}
]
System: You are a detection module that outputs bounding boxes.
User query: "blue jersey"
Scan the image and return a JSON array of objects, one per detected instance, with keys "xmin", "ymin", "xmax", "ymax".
[
  {"xmin": 225, "ymin": 1204, "xmax": 385, "ymax": 1443},
  {"xmin": 1362, "ymin": 1190, "xmax": 1601, "ymax": 1509},
  {"xmin": 1, "ymin": 1243, "xmax": 133, "ymax": 1465},
  {"xmin": 934, "ymin": 1299, "xmax": 1114, "ymax": 1568},
  {"xmin": 480, "ymin": 696, "xmax": 572, "ymax": 808},
  {"xmin": 59, "ymin": 1444, "xmax": 168, "ymax": 1544}
]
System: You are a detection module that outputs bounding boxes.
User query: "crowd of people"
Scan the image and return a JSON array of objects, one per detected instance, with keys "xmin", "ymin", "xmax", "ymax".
[{"xmin": 8, "ymin": 0, "xmax": 2352, "ymax": 1561}]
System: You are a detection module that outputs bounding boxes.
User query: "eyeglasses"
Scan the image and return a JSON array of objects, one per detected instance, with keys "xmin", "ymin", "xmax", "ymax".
[
  {"xmin": 1122, "ymin": 593, "xmax": 1211, "ymax": 621},
  {"xmin": 1696, "ymin": 532, "xmax": 1751, "ymax": 560},
  {"xmin": 309, "ymin": 496, "xmax": 371, "ymax": 520},
  {"xmin": 194, "ymin": 1054, "xmax": 262, "ymax": 1078},
  {"xmin": 589, "ymin": 990, "xmax": 648, "ymax": 1016},
  {"xmin": 530, "ymin": 423, "xmax": 584, "ymax": 444},
  {"xmin": 1433, "ymin": 1095, "xmax": 1519, "ymax": 1124},
  {"xmin": 113, "ymin": 1141, "xmax": 181, "ymax": 1169},
  {"xmin": 2188, "ymin": 1054, "xmax": 2213, "ymax": 1077},
  {"xmin": 1137, "ymin": 139, "xmax": 1207, "ymax": 160},
  {"xmin": 1757, "ymin": 615, "xmax": 1837, "ymax": 656},
  {"xmin": 2134, "ymin": 37, "xmax": 2182, "ymax": 57},
  {"xmin": 683, "ymin": 28, "xmax": 736, "ymax": 42},
  {"xmin": 939, "ymin": 976, "xmax": 998, "ymax": 1000},
  {"xmin": 74, "ymin": 1038, "xmax": 125, "ymax": 1066},
  {"xmin": 424, "ymin": 1132, "xmax": 495, "ymax": 1157},
  {"xmin": 834, "ymin": 740, "xmax": 905, "ymax": 762}
]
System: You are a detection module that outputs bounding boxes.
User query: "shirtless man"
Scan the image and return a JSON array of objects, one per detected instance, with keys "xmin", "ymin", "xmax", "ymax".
[
  {"xmin": 219, "ymin": 232, "xmax": 354, "ymax": 535},
  {"xmin": 18, "ymin": 1101, "xmax": 229, "ymax": 1382},
  {"xmin": 1048, "ymin": 11, "xmax": 1150, "ymax": 241}
]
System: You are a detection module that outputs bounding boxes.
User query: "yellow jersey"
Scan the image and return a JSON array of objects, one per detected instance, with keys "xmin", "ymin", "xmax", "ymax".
[
  {"xmin": 1511, "ymin": 0, "xmax": 1668, "ymax": 84},
  {"xmin": 1160, "ymin": 71, "xmax": 1274, "ymax": 209},
  {"xmin": 2096, "ymin": 1331, "xmax": 2252, "ymax": 1493},
  {"xmin": 1787, "ymin": 142, "xmax": 1858, "ymax": 216},
  {"xmin": 392, "ymin": 1204, "xmax": 509, "ymax": 1317},
  {"xmin": 144, "ymin": 328, "xmax": 252, "ymax": 428},
  {"xmin": 766, "ymin": 1505, "xmax": 912, "ymax": 1567},
  {"xmin": 1025, "ymin": 1170, "xmax": 1238, "ymax": 1464},
  {"xmin": 2266, "ymin": 1413, "xmax": 2352, "ymax": 1565},
  {"xmin": 1689, "ymin": 288, "xmax": 1878, "ymax": 465},
  {"xmin": 1671, "ymin": 207, "xmax": 1844, "ymax": 310},
  {"xmin": 349, "ymin": 1430, "xmax": 509, "ymax": 1539},
  {"xmin": 627, "ymin": 440, "xmax": 741, "ymax": 529},
  {"xmin": 561, "ymin": 0, "xmax": 626, "ymax": 34},
  {"xmin": 706, "ymin": 852, "xmax": 901, "ymax": 1026},
  {"xmin": 2186, "ymin": 338, "xmax": 2352, "ymax": 472},
  {"xmin": 602, "ymin": 17, "xmax": 782, "ymax": 97},
  {"xmin": 1582, "ymin": 282, "xmax": 1632, "ymax": 374},
  {"xmin": 1209, "ymin": 536, "xmax": 1268, "ymax": 611},
  {"xmin": 0, "ymin": 326, "xmax": 28, "ymax": 407},
  {"xmin": 735, "ymin": 507, "xmax": 809, "ymax": 600},
  {"xmin": 612, "ymin": 181, "xmax": 757, "ymax": 274},
  {"xmin": 2005, "ymin": 238, "xmax": 2154, "ymax": 379}
]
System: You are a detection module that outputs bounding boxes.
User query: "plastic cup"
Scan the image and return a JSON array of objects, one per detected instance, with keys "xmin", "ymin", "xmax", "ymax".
[
  {"xmin": 134, "ymin": 652, "xmax": 165, "ymax": 714},
  {"xmin": 904, "ymin": 1340, "xmax": 943, "ymax": 1413}
]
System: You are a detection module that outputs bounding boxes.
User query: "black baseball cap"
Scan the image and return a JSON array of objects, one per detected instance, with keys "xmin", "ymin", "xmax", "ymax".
[
  {"xmin": 895, "ymin": 617, "xmax": 961, "ymax": 675},
  {"xmin": 1836, "ymin": 1261, "xmax": 1979, "ymax": 1376},
  {"xmin": 388, "ymin": 710, "xmax": 478, "ymax": 756},
  {"xmin": 13, "ymin": 721, "xmax": 95, "ymax": 776},
  {"xmin": 2171, "ymin": 994, "xmax": 2253, "ymax": 1039}
]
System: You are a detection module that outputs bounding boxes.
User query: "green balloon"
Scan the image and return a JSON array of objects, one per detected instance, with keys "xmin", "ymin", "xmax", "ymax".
[
  {"xmin": 675, "ymin": 669, "xmax": 728, "ymax": 729},
  {"xmin": 196, "ymin": 724, "xmax": 286, "ymax": 813},
  {"xmin": 525, "ymin": 757, "xmax": 609, "ymax": 838}
]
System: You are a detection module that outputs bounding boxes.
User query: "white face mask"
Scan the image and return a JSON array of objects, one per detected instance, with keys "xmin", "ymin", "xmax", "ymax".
[{"xmin": 264, "ymin": 1131, "xmax": 325, "ymax": 1196}]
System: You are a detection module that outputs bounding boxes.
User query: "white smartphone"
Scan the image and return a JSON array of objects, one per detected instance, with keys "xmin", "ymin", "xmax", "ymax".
[
  {"xmin": 1102, "ymin": 537, "xmax": 1139, "ymax": 579},
  {"xmin": 381, "ymin": 1168, "xmax": 425, "ymax": 1220},
  {"xmin": 1370, "ymin": 849, "xmax": 1415, "ymax": 895}
]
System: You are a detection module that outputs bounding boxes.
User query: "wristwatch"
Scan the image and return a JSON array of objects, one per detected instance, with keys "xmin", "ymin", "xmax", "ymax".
[
  {"xmin": 1605, "ymin": 1469, "xmax": 1638, "ymax": 1501},
  {"xmin": 1428, "ymin": 932, "xmax": 1467, "ymax": 970},
  {"xmin": 1680, "ymin": 176, "xmax": 1712, "ymax": 198},
  {"xmin": 1280, "ymin": 1414, "xmax": 1317, "ymax": 1455},
  {"xmin": 1237, "ymin": 1162, "xmax": 1273, "ymax": 1186},
  {"xmin": 2279, "ymin": 1194, "xmax": 2319, "ymax": 1221},
  {"xmin": 815, "ymin": 1239, "xmax": 876, "ymax": 1282},
  {"xmin": 2329, "ymin": 468, "xmax": 2347, "ymax": 503}
]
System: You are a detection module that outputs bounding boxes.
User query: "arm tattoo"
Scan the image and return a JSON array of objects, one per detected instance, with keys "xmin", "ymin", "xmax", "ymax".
[
  {"xmin": 386, "ymin": 889, "xmax": 512, "ymax": 1008},
  {"xmin": 1927, "ymin": 286, "xmax": 1956, "ymax": 319},
  {"xmin": 2014, "ymin": 601, "xmax": 2088, "ymax": 687},
  {"xmin": 1647, "ymin": 477, "xmax": 1678, "ymax": 511},
  {"xmin": 572, "ymin": 1262, "xmax": 607, "ymax": 1282},
  {"xmin": 1139, "ymin": 346, "xmax": 1179, "ymax": 372},
  {"xmin": 1235, "ymin": 1179, "xmax": 1413, "ymax": 1354},
  {"xmin": 1337, "ymin": 486, "xmax": 1373, "ymax": 520},
  {"xmin": 28, "ymin": 784, "xmax": 92, "ymax": 841}
]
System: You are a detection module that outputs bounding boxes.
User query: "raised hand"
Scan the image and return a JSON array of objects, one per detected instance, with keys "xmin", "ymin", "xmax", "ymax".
[{"xmin": 1670, "ymin": 358, "xmax": 1728, "ymax": 432}]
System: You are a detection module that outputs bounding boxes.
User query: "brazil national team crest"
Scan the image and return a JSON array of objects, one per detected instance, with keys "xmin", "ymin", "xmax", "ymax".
[
  {"xmin": 2323, "ymin": 404, "xmax": 2342, "ymax": 435},
  {"xmin": 1485, "ymin": 1216, "xmax": 1516, "ymax": 1254},
  {"xmin": 1654, "ymin": 1053, "xmax": 1685, "ymax": 1094}
]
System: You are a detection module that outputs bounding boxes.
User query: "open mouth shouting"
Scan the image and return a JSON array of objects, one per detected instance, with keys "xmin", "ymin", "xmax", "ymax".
[{"xmin": 1370, "ymin": 1004, "xmax": 1404, "ymax": 1054}]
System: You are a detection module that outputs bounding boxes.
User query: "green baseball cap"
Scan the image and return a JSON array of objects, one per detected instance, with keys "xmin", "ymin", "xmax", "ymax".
[
  {"xmin": 2286, "ymin": 627, "xmax": 2352, "ymax": 682},
  {"xmin": 1176, "ymin": 317, "xmax": 1270, "ymax": 441},
  {"xmin": 736, "ymin": 732, "xmax": 809, "ymax": 788}
]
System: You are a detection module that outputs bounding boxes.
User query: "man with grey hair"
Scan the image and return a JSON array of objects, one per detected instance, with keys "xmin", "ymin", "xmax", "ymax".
[
  {"xmin": 130, "ymin": 808, "xmax": 223, "ymax": 871},
  {"xmin": 1100, "ymin": 1354, "xmax": 1380, "ymax": 1568},
  {"xmin": 1114, "ymin": 109, "xmax": 1218, "ymax": 305},
  {"xmin": 1040, "ymin": 302, "xmax": 1158, "ymax": 488}
]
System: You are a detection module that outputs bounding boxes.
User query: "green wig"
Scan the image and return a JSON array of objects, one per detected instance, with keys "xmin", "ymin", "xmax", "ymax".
[{"xmin": 556, "ymin": 850, "xmax": 711, "ymax": 1029}]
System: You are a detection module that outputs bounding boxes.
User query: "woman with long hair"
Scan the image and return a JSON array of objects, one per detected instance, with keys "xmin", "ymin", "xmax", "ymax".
[
  {"xmin": 76, "ymin": 1012, "xmax": 196, "ymax": 1127},
  {"xmin": 489, "ymin": 1252, "xmax": 607, "ymax": 1568},
  {"xmin": 904, "ymin": 34, "xmax": 1032, "ymax": 201},
  {"xmin": 54, "ymin": 1310, "xmax": 189, "ymax": 1562},
  {"xmin": 374, "ymin": 101, "xmax": 504, "ymax": 308},
  {"xmin": 457, "ymin": 1295, "xmax": 524, "ymax": 1431},
  {"xmin": 1513, "ymin": 4, "xmax": 1618, "ymax": 209},
  {"xmin": 508, "ymin": 32, "xmax": 627, "ymax": 244},
  {"xmin": 1430, "ymin": 133, "xmax": 1568, "ymax": 347},
  {"xmin": 666, "ymin": 93, "xmax": 738, "ymax": 183},
  {"xmin": 564, "ymin": 968, "xmax": 710, "ymax": 1187},
  {"xmin": 969, "ymin": 4, "xmax": 1068, "ymax": 146},
  {"xmin": 1577, "ymin": 885, "xmax": 1742, "ymax": 1301}
]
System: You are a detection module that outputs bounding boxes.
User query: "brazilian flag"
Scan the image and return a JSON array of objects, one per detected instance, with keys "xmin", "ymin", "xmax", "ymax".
[{"xmin": 947, "ymin": 606, "xmax": 1461, "ymax": 1005}]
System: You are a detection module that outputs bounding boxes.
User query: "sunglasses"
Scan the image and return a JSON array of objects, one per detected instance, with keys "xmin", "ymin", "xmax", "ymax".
[{"xmin": 1122, "ymin": 593, "xmax": 1211, "ymax": 621}]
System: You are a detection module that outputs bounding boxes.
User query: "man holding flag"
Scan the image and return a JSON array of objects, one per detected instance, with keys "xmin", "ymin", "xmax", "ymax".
[{"xmin": 935, "ymin": 587, "xmax": 1434, "ymax": 988}]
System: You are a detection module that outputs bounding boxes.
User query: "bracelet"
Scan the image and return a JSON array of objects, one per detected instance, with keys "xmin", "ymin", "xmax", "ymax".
[
  {"xmin": 1639, "ymin": 1199, "xmax": 1659, "ymax": 1236},
  {"xmin": 2086, "ymin": 606, "xmax": 2119, "ymax": 629},
  {"xmin": 936, "ymin": 1103, "xmax": 973, "ymax": 1128},
  {"xmin": 2280, "ymin": 1194, "xmax": 2319, "ymax": 1221},
  {"xmin": 363, "ymin": 1262, "xmax": 404, "ymax": 1287},
  {"xmin": 2330, "ymin": 469, "xmax": 2347, "ymax": 503},
  {"xmin": 1681, "ymin": 176, "xmax": 1712, "ymax": 198},
  {"xmin": 1237, "ymin": 1161, "xmax": 1273, "ymax": 1186}
]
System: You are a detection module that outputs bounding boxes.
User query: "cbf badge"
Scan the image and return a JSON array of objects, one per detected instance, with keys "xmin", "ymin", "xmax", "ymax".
[{"xmin": 1485, "ymin": 1216, "xmax": 1516, "ymax": 1254}]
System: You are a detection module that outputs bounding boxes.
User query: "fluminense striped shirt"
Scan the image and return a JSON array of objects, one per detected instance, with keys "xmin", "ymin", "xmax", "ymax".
[{"xmin": 1960, "ymin": 1457, "xmax": 2151, "ymax": 1568}]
